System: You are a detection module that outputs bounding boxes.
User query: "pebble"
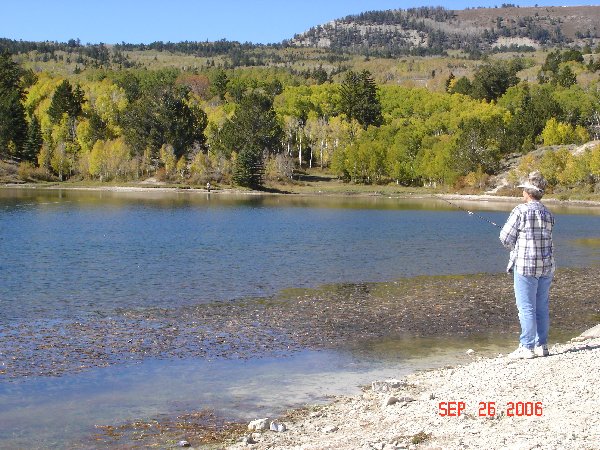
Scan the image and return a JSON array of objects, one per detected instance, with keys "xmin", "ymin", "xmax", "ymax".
[
  {"xmin": 241, "ymin": 434, "xmax": 258, "ymax": 445},
  {"xmin": 270, "ymin": 421, "xmax": 286, "ymax": 432},
  {"xmin": 227, "ymin": 335, "xmax": 600, "ymax": 450},
  {"xmin": 381, "ymin": 395, "xmax": 399, "ymax": 408},
  {"xmin": 372, "ymin": 379, "xmax": 406, "ymax": 393},
  {"xmin": 248, "ymin": 418, "xmax": 269, "ymax": 431}
]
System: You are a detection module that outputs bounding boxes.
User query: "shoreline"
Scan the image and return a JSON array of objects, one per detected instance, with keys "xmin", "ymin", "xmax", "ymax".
[
  {"xmin": 226, "ymin": 327, "xmax": 600, "ymax": 450},
  {"xmin": 3, "ymin": 182, "xmax": 600, "ymax": 208}
]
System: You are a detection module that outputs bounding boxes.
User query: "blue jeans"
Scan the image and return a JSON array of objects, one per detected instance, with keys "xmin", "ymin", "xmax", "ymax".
[{"xmin": 513, "ymin": 271, "xmax": 553, "ymax": 349}]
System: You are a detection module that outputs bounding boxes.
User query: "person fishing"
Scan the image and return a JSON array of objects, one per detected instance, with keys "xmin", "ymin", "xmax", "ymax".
[{"xmin": 499, "ymin": 171, "xmax": 555, "ymax": 359}]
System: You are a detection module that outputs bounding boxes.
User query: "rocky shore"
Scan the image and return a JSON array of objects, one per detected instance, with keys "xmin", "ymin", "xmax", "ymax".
[{"xmin": 228, "ymin": 326, "xmax": 600, "ymax": 450}]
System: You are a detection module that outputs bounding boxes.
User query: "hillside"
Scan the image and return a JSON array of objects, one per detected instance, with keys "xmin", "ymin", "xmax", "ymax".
[
  {"xmin": 3, "ymin": 5, "xmax": 600, "ymax": 70},
  {"xmin": 290, "ymin": 5, "xmax": 600, "ymax": 56}
]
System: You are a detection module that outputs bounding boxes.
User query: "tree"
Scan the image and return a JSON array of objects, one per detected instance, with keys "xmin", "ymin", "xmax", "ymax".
[
  {"xmin": 558, "ymin": 152, "xmax": 589, "ymax": 186},
  {"xmin": 160, "ymin": 144, "xmax": 177, "ymax": 176},
  {"xmin": 0, "ymin": 51, "xmax": 27, "ymax": 158},
  {"xmin": 50, "ymin": 141, "xmax": 71, "ymax": 181},
  {"xmin": 539, "ymin": 148, "xmax": 570, "ymax": 185},
  {"xmin": 589, "ymin": 145, "xmax": 600, "ymax": 181},
  {"xmin": 449, "ymin": 76, "xmax": 472, "ymax": 96},
  {"xmin": 470, "ymin": 61, "xmax": 520, "ymax": 102},
  {"xmin": 88, "ymin": 138, "xmax": 131, "ymax": 181},
  {"xmin": 210, "ymin": 69, "xmax": 229, "ymax": 101},
  {"xmin": 499, "ymin": 83, "xmax": 562, "ymax": 152},
  {"xmin": 47, "ymin": 80, "xmax": 85, "ymax": 124},
  {"xmin": 540, "ymin": 118, "xmax": 587, "ymax": 145},
  {"xmin": 452, "ymin": 115, "xmax": 503, "ymax": 175},
  {"xmin": 555, "ymin": 66, "xmax": 577, "ymax": 88},
  {"xmin": 417, "ymin": 135, "xmax": 456, "ymax": 186},
  {"xmin": 338, "ymin": 70, "xmax": 383, "ymax": 129},
  {"xmin": 121, "ymin": 86, "xmax": 207, "ymax": 159},
  {"xmin": 217, "ymin": 92, "xmax": 282, "ymax": 187},
  {"xmin": 232, "ymin": 147, "xmax": 264, "ymax": 187},
  {"xmin": 23, "ymin": 115, "xmax": 43, "ymax": 163}
]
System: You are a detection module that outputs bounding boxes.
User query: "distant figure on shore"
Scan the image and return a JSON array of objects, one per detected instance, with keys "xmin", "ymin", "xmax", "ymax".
[
  {"xmin": 206, "ymin": 182, "xmax": 211, "ymax": 192},
  {"xmin": 499, "ymin": 171, "xmax": 555, "ymax": 360}
]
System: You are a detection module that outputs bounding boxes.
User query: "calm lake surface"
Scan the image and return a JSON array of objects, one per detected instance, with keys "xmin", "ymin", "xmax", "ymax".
[
  {"xmin": 2, "ymin": 188, "xmax": 599, "ymax": 323},
  {"xmin": 1, "ymin": 187, "xmax": 599, "ymax": 448}
]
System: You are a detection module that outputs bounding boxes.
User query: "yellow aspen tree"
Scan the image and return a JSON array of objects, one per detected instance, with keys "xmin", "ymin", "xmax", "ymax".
[
  {"xmin": 160, "ymin": 144, "xmax": 177, "ymax": 176},
  {"xmin": 176, "ymin": 156, "xmax": 187, "ymax": 180}
]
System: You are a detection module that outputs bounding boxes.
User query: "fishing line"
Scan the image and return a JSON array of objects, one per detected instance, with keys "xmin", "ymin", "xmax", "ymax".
[{"xmin": 436, "ymin": 195, "xmax": 500, "ymax": 229}]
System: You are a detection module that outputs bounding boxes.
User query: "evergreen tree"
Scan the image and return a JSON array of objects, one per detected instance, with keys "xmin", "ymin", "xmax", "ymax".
[
  {"xmin": 210, "ymin": 69, "xmax": 229, "ymax": 101},
  {"xmin": 470, "ymin": 61, "xmax": 520, "ymax": 102},
  {"xmin": 232, "ymin": 146, "xmax": 264, "ymax": 188},
  {"xmin": 218, "ymin": 91, "xmax": 282, "ymax": 187},
  {"xmin": 338, "ymin": 70, "xmax": 383, "ymax": 129},
  {"xmin": 23, "ymin": 115, "xmax": 43, "ymax": 163},
  {"xmin": 0, "ymin": 51, "xmax": 27, "ymax": 158},
  {"xmin": 556, "ymin": 66, "xmax": 577, "ymax": 88},
  {"xmin": 450, "ymin": 76, "xmax": 472, "ymax": 96},
  {"xmin": 121, "ymin": 86, "xmax": 208, "ymax": 159},
  {"xmin": 48, "ymin": 80, "xmax": 85, "ymax": 124}
]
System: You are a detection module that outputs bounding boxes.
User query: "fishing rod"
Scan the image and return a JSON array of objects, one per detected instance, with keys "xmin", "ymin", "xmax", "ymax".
[{"xmin": 436, "ymin": 195, "xmax": 500, "ymax": 229}]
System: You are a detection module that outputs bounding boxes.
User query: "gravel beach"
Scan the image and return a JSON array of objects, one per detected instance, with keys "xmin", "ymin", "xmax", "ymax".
[{"xmin": 229, "ymin": 327, "xmax": 600, "ymax": 450}]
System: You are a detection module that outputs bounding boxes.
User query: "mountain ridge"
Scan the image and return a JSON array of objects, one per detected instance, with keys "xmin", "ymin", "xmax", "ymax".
[
  {"xmin": 2, "ymin": 5, "xmax": 600, "ymax": 58},
  {"xmin": 288, "ymin": 5, "xmax": 600, "ymax": 56}
]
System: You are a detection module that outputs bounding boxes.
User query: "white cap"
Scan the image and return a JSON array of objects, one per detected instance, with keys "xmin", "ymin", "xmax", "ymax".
[{"xmin": 518, "ymin": 182, "xmax": 544, "ymax": 193}]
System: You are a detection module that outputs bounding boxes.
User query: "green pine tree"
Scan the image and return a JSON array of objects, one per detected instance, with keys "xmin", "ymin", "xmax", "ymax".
[
  {"xmin": 339, "ymin": 70, "xmax": 383, "ymax": 129},
  {"xmin": 23, "ymin": 115, "xmax": 43, "ymax": 163},
  {"xmin": 219, "ymin": 91, "xmax": 282, "ymax": 188},
  {"xmin": 0, "ymin": 51, "xmax": 27, "ymax": 159},
  {"xmin": 232, "ymin": 147, "xmax": 264, "ymax": 188},
  {"xmin": 48, "ymin": 80, "xmax": 85, "ymax": 124}
]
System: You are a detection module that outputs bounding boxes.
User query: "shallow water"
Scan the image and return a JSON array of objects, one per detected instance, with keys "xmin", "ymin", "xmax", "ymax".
[
  {"xmin": 1, "ymin": 332, "xmax": 565, "ymax": 449},
  {"xmin": 0, "ymin": 188, "xmax": 599, "ymax": 448}
]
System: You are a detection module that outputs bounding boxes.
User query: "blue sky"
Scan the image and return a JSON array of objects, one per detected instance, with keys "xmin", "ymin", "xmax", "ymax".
[{"xmin": 3, "ymin": 0, "xmax": 599, "ymax": 45}]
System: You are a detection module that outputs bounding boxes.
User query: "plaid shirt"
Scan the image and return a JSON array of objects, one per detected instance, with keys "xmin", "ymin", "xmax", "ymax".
[{"xmin": 499, "ymin": 201, "xmax": 555, "ymax": 276}]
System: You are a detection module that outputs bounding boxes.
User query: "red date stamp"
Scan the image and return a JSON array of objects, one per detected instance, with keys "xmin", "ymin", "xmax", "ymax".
[{"xmin": 439, "ymin": 401, "xmax": 543, "ymax": 417}]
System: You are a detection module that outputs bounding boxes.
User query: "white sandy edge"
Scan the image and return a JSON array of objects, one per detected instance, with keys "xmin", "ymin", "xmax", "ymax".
[{"xmin": 230, "ymin": 327, "xmax": 600, "ymax": 450}]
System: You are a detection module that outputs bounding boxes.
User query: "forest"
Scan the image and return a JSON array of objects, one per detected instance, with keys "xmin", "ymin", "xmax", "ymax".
[{"xmin": 2, "ymin": 42, "xmax": 600, "ymax": 194}]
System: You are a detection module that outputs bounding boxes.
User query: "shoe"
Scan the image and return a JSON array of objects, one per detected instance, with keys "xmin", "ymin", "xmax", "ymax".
[
  {"xmin": 534, "ymin": 345, "xmax": 549, "ymax": 357},
  {"xmin": 507, "ymin": 345, "xmax": 535, "ymax": 360}
]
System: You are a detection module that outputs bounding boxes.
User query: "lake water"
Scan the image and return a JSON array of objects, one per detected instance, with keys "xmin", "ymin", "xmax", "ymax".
[
  {"xmin": 1, "ymin": 188, "xmax": 599, "ymax": 448},
  {"xmin": 2, "ymin": 188, "xmax": 599, "ymax": 323}
]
